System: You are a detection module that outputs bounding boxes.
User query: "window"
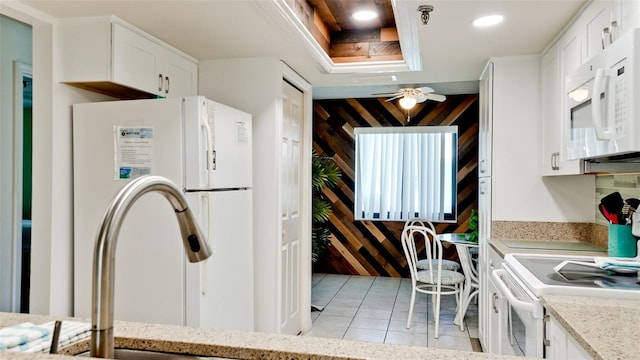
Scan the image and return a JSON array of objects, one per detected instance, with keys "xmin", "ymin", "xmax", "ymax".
[{"xmin": 354, "ymin": 126, "xmax": 457, "ymax": 222}]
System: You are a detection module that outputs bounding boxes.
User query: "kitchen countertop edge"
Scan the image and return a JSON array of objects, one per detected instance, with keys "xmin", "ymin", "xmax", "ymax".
[{"xmin": 0, "ymin": 312, "xmax": 523, "ymax": 360}]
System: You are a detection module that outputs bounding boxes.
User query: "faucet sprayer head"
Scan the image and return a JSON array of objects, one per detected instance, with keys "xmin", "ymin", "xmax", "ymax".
[{"xmin": 176, "ymin": 207, "xmax": 212, "ymax": 262}]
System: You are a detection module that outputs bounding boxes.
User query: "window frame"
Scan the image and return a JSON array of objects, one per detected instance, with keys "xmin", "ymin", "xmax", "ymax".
[{"xmin": 354, "ymin": 126, "xmax": 458, "ymax": 222}]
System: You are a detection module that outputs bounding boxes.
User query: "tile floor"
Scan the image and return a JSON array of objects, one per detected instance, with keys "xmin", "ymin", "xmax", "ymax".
[{"xmin": 306, "ymin": 273, "xmax": 480, "ymax": 352}]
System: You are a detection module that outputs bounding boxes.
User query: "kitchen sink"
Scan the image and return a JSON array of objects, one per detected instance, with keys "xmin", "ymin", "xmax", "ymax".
[{"xmin": 75, "ymin": 348, "xmax": 234, "ymax": 359}]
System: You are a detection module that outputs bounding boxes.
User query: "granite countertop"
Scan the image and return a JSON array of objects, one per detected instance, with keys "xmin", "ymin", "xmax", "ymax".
[
  {"xmin": 490, "ymin": 238, "xmax": 608, "ymax": 258},
  {"xmin": 0, "ymin": 312, "xmax": 523, "ymax": 360},
  {"xmin": 541, "ymin": 295, "xmax": 640, "ymax": 360}
]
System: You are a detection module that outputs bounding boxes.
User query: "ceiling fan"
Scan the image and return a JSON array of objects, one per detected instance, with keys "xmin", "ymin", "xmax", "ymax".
[{"xmin": 373, "ymin": 87, "xmax": 446, "ymax": 109}]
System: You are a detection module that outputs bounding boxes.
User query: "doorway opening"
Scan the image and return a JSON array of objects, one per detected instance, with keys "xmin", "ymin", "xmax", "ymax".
[{"xmin": 13, "ymin": 62, "xmax": 33, "ymax": 313}]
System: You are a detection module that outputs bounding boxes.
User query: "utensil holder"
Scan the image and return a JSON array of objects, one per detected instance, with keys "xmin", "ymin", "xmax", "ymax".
[{"xmin": 608, "ymin": 224, "xmax": 638, "ymax": 257}]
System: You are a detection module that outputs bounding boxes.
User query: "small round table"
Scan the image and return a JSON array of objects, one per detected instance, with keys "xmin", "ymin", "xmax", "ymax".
[{"xmin": 438, "ymin": 233, "xmax": 479, "ymax": 330}]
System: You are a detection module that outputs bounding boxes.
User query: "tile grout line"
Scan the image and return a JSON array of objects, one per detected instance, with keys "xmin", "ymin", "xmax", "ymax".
[
  {"xmin": 382, "ymin": 277, "xmax": 403, "ymax": 344},
  {"xmin": 341, "ymin": 276, "xmax": 376, "ymax": 340}
]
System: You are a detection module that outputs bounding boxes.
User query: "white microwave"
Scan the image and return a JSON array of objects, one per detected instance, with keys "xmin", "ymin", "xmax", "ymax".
[{"xmin": 565, "ymin": 28, "xmax": 640, "ymax": 160}]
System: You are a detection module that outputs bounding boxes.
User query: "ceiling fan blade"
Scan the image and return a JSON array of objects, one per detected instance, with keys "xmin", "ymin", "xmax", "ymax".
[
  {"xmin": 426, "ymin": 93, "xmax": 446, "ymax": 102},
  {"xmin": 417, "ymin": 86, "xmax": 435, "ymax": 93},
  {"xmin": 415, "ymin": 96, "xmax": 428, "ymax": 103},
  {"xmin": 372, "ymin": 92, "xmax": 401, "ymax": 97},
  {"xmin": 384, "ymin": 94, "xmax": 404, "ymax": 102}
]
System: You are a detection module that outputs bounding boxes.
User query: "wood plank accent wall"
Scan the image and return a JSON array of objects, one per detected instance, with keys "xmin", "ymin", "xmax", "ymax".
[{"xmin": 313, "ymin": 95, "xmax": 479, "ymax": 277}]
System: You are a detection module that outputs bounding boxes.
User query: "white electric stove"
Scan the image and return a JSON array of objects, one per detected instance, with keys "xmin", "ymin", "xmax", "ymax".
[{"xmin": 492, "ymin": 253, "xmax": 640, "ymax": 358}]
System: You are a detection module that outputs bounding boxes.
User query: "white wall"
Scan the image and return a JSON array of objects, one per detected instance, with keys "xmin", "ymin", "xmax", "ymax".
[
  {"xmin": 1, "ymin": 2, "xmax": 112, "ymax": 316},
  {"xmin": 490, "ymin": 55, "xmax": 595, "ymax": 223},
  {"xmin": 199, "ymin": 58, "xmax": 313, "ymax": 334},
  {"xmin": 0, "ymin": 12, "xmax": 32, "ymax": 312}
]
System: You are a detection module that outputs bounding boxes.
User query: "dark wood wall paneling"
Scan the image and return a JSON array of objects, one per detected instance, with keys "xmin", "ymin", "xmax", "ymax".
[{"xmin": 313, "ymin": 95, "xmax": 479, "ymax": 277}]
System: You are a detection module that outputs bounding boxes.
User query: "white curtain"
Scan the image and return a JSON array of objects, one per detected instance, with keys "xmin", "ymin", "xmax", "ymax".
[{"xmin": 355, "ymin": 127, "xmax": 456, "ymax": 221}]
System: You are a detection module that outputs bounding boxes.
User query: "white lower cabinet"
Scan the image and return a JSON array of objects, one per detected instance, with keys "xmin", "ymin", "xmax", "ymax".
[
  {"xmin": 545, "ymin": 315, "xmax": 592, "ymax": 360},
  {"xmin": 486, "ymin": 246, "xmax": 508, "ymax": 354}
]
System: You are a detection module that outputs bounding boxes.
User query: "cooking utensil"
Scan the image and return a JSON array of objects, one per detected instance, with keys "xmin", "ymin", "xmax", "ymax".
[
  {"xmin": 599, "ymin": 203, "xmax": 619, "ymax": 224},
  {"xmin": 600, "ymin": 192, "xmax": 625, "ymax": 224},
  {"xmin": 622, "ymin": 198, "xmax": 638, "ymax": 224}
]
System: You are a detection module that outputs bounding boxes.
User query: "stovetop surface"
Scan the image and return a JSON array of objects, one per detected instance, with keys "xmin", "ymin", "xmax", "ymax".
[{"xmin": 512, "ymin": 255, "xmax": 640, "ymax": 291}]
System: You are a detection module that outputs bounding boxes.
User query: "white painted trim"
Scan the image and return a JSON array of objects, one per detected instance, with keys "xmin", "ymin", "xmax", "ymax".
[
  {"xmin": 280, "ymin": 61, "xmax": 314, "ymax": 333},
  {"xmin": 391, "ymin": 0, "xmax": 422, "ymax": 71},
  {"xmin": 255, "ymin": 0, "xmax": 421, "ymax": 75},
  {"xmin": 0, "ymin": 1, "xmax": 57, "ymax": 24}
]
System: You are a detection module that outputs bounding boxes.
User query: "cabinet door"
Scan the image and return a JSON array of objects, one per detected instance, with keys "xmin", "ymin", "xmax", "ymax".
[
  {"xmin": 159, "ymin": 49, "xmax": 198, "ymax": 98},
  {"xmin": 541, "ymin": 46, "xmax": 561, "ymax": 176},
  {"xmin": 617, "ymin": 0, "xmax": 640, "ymax": 37},
  {"xmin": 112, "ymin": 23, "xmax": 163, "ymax": 96},
  {"xmin": 487, "ymin": 275, "xmax": 502, "ymax": 354},
  {"xmin": 478, "ymin": 177, "xmax": 492, "ymax": 350},
  {"xmin": 566, "ymin": 330, "xmax": 593, "ymax": 359},
  {"xmin": 546, "ymin": 315, "xmax": 592, "ymax": 360},
  {"xmin": 582, "ymin": 1, "xmax": 614, "ymax": 61},
  {"xmin": 478, "ymin": 62, "xmax": 493, "ymax": 177},
  {"xmin": 554, "ymin": 29, "xmax": 584, "ymax": 175}
]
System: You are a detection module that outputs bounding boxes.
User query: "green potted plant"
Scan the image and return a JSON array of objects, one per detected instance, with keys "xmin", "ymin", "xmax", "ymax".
[
  {"xmin": 466, "ymin": 209, "xmax": 478, "ymax": 243},
  {"xmin": 312, "ymin": 151, "xmax": 341, "ymax": 262}
]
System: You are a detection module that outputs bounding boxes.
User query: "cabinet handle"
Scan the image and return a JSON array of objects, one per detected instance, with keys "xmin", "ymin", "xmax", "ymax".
[
  {"xmin": 551, "ymin": 152, "xmax": 560, "ymax": 171},
  {"xmin": 165, "ymin": 76, "xmax": 170, "ymax": 94},
  {"xmin": 492, "ymin": 292, "xmax": 499, "ymax": 313},
  {"xmin": 610, "ymin": 21, "xmax": 618, "ymax": 42},
  {"xmin": 158, "ymin": 73, "xmax": 164, "ymax": 92},
  {"xmin": 602, "ymin": 27, "xmax": 610, "ymax": 49},
  {"xmin": 543, "ymin": 314, "xmax": 551, "ymax": 347},
  {"xmin": 480, "ymin": 159, "xmax": 486, "ymax": 173}
]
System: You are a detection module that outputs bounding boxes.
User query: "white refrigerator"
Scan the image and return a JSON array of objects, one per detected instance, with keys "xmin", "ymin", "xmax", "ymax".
[{"xmin": 72, "ymin": 96, "xmax": 254, "ymax": 331}]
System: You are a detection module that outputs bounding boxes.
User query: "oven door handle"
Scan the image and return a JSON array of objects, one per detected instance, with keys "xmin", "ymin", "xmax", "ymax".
[{"xmin": 492, "ymin": 269, "xmax": 536, "ymax": 314}]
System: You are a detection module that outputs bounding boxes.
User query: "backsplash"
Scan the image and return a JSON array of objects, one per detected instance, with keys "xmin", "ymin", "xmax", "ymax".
[
  {"xmin": 490, "ymin": 174, "xmax": 640, "ymax": 250},
  {"xmin": 595, "ymin": 173, "xmax": 640, "ymax": 226},
  {"xmin": 492, "ymin": 221, "xmax": 607, "ymax": 248}
]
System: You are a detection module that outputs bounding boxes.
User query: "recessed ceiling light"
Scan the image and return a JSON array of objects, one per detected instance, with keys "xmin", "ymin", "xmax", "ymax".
[
  {"xmin": 353, "ymin": 10, "xmax": 378, "ymax": 21},
  {"xmin": 472, "ymin": 14, "xmax": 504, "ymax": 27}
]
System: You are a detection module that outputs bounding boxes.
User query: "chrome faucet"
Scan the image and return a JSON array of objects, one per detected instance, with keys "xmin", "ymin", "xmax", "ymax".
[{"xmin": 89, "ymin": 175, "xmax": 212, "ymax": 358}]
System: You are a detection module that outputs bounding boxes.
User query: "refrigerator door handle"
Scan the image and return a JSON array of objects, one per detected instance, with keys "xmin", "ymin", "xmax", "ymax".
[
  {"xmin": 200, "ymin": 263, "xmax": 207, "ymax": 296},
  {"xmin": 200, "ymin": 193, "xmax": 210, "ymax": 295},
  {"xmin": 201, "ymin": 118, "xmax": 215, "ymax": 186}
]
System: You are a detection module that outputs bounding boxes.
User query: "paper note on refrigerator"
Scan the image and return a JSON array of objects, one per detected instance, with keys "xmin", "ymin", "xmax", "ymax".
[{"xmin": 114, "ymin": 126, "xmax": 154, "ymax": 180}]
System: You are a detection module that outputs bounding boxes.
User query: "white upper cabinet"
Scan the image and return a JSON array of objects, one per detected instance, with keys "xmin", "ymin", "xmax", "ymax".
[
  {"xmin": 580, "ymin": 0, "xmax": 640, "ymax": 62},
  {"xmin": 582, "ymin": 1, "xmax": 615, "ymax": 61},
  {"xmin": 59, "ymin": 16, "xmax": 197, "ymax": 99},
  {"xmin": 478, "ymin": 62, "xmax": 493, "ymax": 178},
  {"xmin": 615, "ymin": 0, "xmax": 640, "ymax": 35},
  {"xmin": 540, "ymin": 27, "xmax": 584, "ymax": 176}
]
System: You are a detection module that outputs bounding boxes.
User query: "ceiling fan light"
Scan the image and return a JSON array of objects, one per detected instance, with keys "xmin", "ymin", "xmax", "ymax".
[
  {"xmin": 472, "ymin": 14, "xmax": 504, "ymax": 27},
  {"xmin": 353, "ymin": 9, "xmax": 378, "ymax": 21},
  {"xmin": 399, "ymin": 96, "xmax": 417, "ymax": 109}
]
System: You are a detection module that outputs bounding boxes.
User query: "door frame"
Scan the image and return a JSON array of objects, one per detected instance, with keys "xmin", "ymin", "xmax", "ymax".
[
  {"xmin": 11, "ymin": 61, "xmax": 32, "ymax": 312},
  {"xmin": 280, "ymin": 63, "xmax": 313, "ymax": 334}
]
